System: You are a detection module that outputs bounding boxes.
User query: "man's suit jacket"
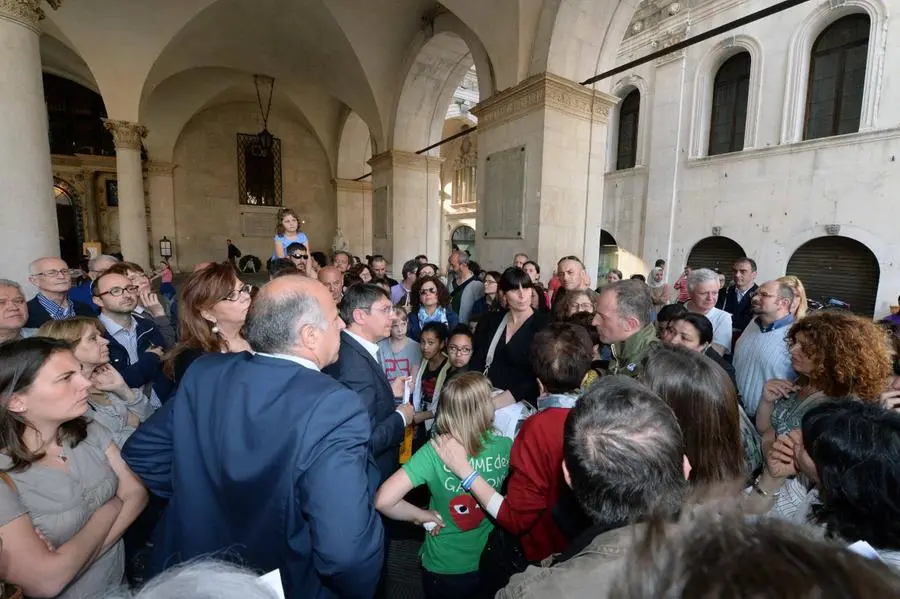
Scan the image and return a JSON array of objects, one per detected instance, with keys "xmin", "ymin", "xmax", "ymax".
[
  {"xmin": 103, "ymin": 315, "xmax": 173, "ymax": 402},
  {"xmin": 324, "ymin": 332, "xmax": 405, "ymax": 483},
  {"xmin": 718, "ymin": 283, "xmax": 759, "ymax": 333},
  {"xmin": 122, "ymin": 352, "xmax": 384, "ymax": 599}
]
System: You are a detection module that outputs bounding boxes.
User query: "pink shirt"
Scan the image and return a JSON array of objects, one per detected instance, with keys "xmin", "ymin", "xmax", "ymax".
[{"xmin": 160, "ymin": 267, "xmax": 173, "ymax": 283}]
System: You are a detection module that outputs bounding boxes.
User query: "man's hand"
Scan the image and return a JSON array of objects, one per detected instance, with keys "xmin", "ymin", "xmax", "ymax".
[
  {"xmin": 396, "ymin": 402, "xmax": 415, "ymax": 426},
  {"xmin": 145, "ymin": 345, "xmax": 164, "ymax": 358},
  {"xmin": 391, "ymin": 376, "xmax": 410, "ymax": 399},
  {"xmin": 139, "ymin": 290, "xmax": 165, "ymax": 318}
]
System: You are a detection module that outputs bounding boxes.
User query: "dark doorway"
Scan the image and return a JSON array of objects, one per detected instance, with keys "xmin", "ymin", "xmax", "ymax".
[
  {"xmin": 686, "ymin": 236, "xmax": 746, "ymax": 273},
  {"xmin": 54, "ymin": 186, "xmax": 82, "ymax": 267}
]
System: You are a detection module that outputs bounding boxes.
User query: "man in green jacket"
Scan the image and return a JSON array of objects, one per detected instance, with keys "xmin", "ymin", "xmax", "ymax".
[{"xmin": 593, "ymin": 279, "xmax": 658, "ymax": 377}]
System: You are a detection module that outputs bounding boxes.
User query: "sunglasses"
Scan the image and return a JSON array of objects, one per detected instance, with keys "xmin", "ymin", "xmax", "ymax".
[
  {"xmin": 419, "ymin": 287, "xmax": 438, "ymax": 296},
  {"xmin": 291, "ymin": 253, "xmax": 309, "ymax": 260}
]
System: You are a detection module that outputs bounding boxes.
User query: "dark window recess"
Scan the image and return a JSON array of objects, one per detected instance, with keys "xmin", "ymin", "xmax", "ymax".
[
  {"xmin": 708, "ymin": 52, "xmax": 751, "ymax": 155},
  {"xmin": 804, "ymin": 14, "xmax": 870, "ymax": 140},
  {"xmin": 237, "ymin": 133, "xmax": 283, "ymax": 207},
  {"xmin": 43, "ymin": 73, "xmax": 115, "ymax": 156},
  {"xmin": 616, "ymin": 90, "xmax": 640, "ymax": 170}
]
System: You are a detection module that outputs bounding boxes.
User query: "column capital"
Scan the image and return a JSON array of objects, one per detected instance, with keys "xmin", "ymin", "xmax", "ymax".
[
  {"xmin": 0, "ymin": 0, "xmax": 60, "ymax": 30},
  {"xmin": 471, "ymin": 72, "xmax": 619, "ymax": 131},
  {"xmin": 368, "ymin": 150, "xmax": 442, "ymax": 174},
  {"xmin": 334, "ymin": 178, "xmax": 373, "ymax": 193},
  {"xmin": 102, "ymin": 119, "xmax": 148, "ymax": 151}
]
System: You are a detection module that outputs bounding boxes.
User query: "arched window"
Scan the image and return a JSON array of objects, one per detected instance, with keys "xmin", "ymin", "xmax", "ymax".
[
  {"xmin": 708, "ymin": 53, "xmax": 751, "ymax": 155},
  {"xmin": 804, "ymin": 14, "xmax": 870, "ymax": 140},
  {"xmin": 615, "ymin": 90, "xmax": 640, "ymax": 170}
]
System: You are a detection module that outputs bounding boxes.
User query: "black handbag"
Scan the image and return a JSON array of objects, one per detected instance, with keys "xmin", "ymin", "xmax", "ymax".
[{"xmin": 479, "ymin": 523, "xmax": 530, "ymax": 595}]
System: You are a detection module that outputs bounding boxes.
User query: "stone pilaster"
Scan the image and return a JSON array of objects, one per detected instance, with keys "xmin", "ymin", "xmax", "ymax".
[
  {"xmin": 0, "ymin": 0, "xmax": 62, "ymax": 287},
  {"xmin": 147, "ymin": 161, "xmax": 178, "ymax": 270},
  {"xmin": 368, "ymin": 150, "xmax": 443, "ymax": 274},
  {"xmin": 471, "ymin": 72, "xmax": 617, "ymax": 283},
  {"xmin": 102, "ymin": 119, "xmax": 151, "ymax": 268},
  {"xmin": 335, "ymin": 178, "xmax": 373, "ymax": 262}
]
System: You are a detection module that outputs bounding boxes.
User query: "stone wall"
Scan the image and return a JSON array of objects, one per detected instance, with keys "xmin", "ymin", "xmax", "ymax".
[{"xmin": 172, "ymin": 102, "xmax": 335, "ymax": 269}]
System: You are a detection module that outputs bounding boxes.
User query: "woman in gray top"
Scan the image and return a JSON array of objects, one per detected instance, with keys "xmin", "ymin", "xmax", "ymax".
[
  {"xmin": 39, "ymin": 317, "xmax": 156, "ymax": 447},
  {"xmin": 0, "ymin": 338, "xmax": 147, "ymax": 597}
]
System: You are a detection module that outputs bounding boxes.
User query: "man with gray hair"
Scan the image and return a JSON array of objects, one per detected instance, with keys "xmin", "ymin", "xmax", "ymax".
[
  {"xmin": 592, "ymin": 279, "xmax": 658, "ymax": 377},
  {"xmin": 448, "ymin": 250, "xmax": 484, "ymax": 324},
  {"xmin": 24, "ymin": 256, "xmax": 96, "ymax": 327},
  {"xmin": 123, "ymin": 276, "xmax": 385, "ymax": 598},
  {"xmin": 0, "ymin": 279, "xmax": 29, "ymax": 342},
  {"xmin": 69, "ymin": 253, "xmax": 119, "ymax": 308},
  {"xmin": 685, "ymin": 268, "xmax": 734, "ymax": 356}
]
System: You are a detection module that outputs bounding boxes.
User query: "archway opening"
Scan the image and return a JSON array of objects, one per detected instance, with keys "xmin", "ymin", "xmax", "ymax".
[
  {"xmin": 598, "ymin": 229, "xmax": 619, "ymax": 276},
  {"xmin": 687, "ymin": 236, "xmax": 746, "ymax": 274},
  {"xmin": 451, "ymin": 224, "xmax": 476, "ymax": 257},
  {"xmin": 786, "ymin": 236, "xmax": 879, "ymax": 317},
  {"xmin": 53, "ymin": 183, "xmax": 82, "ymax": 267}
]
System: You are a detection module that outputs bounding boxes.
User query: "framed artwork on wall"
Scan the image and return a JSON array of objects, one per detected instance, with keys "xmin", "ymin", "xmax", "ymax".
[{"xmin": 105, "ymin": 179, "xmax": 119, "ymax": 207}]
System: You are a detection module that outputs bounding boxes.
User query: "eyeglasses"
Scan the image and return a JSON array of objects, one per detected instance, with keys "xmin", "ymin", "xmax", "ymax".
[
  {"xmin": 368, "ymin": 305, "xmax": 394, "ymax": 316},
  {"xmin": 448, "ymin": 345, "xmax": 472, "ymax": 355},
  {"xmin": 96, "ymin": 285, "xmax": 139, "ymax": 298},
  {"xmin": 0, "ymin": 298, "xmax": 26, "ymax": 307},
  {"xmin": 221, "ymin": 284, "xmax": 253, "ymax": 302},
  {"xmin": 572, "ymin": 303, "xmax": 594, "ymax": 312},
  {"xmin": 32, "ymin": 268, "xmax": 80, "ymax": 278},
  {"xmin": 291, "ymin": 253, "xmax": 309, "ymax": 260},
  {"xmin": 420, "ymin": 287, "xmax": 438, "ymax": 296}
]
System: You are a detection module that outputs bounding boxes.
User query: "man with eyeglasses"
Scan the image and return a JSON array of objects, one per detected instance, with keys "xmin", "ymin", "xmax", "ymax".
[
  {"xmin": 0, "ymin": 279, "xmax": 30, "ymax": 342},
  {"xmin": 24, "ymin": 257, "xmax": 96, "ymax": 328},
  {"xmin": 286, "ymin": 242, "xmax": 309, "ymax": 276},
  {"xmin": 93, "ymin": 271, "xmax": 173, "ymax": 407}
]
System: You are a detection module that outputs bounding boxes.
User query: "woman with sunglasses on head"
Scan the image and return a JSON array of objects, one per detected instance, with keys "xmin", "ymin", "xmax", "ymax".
[
  {"xmin": 164, "ymin": 263, "xmax": 253, "ymax": 387},
  {"xmin": 0, "ymin": 337, "xmax": 147, "ymax": 598},
  {"xmin": 407, "ymin": 275, "xmax": 459, "ymax": 343}
]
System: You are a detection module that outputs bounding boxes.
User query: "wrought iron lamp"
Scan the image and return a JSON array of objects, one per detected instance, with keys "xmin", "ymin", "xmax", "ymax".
[{"xmin": 159, "ymin": 236, "xmax": 173, "ymax": 258}]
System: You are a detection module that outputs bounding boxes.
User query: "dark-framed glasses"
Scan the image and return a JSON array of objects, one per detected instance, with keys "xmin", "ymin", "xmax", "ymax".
[
  {"xmin": 291, "ymin": 253, "xmax": 309, "ymax": 260},
  {"xmin": 419, "ymin": 287, "xmax": 438, "ymax": 296},
  {"xmin": 448, "ymin": 345, "xmax": 472, "ymax": 355},
  {"xmin": 96, "ymin": 285, "xmax": 139, "ymax": 298},
  {"xmin": 221, "ymin": 284, "xmax": 253, "ymax": 302}
]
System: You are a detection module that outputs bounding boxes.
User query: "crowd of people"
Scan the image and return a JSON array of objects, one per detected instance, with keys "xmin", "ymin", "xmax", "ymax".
[{"xmin": 1, "ymin": 213, "xmax": 899, "ymax": 599}]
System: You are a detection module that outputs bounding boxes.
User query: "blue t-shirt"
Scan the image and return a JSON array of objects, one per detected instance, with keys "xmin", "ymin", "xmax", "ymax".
[{"xmin": 271, "ymin": 232, "xmax": 309, "ymax": 260}]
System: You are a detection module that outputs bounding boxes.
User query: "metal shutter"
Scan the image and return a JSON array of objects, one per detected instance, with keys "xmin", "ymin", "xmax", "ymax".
[
  {"xmin": 687, "ymin": 236, "xmax": 747, "ymax": 273},
  {"xmin": 786, "ymin": 236, "xmax": 880, "ymax": 318}
]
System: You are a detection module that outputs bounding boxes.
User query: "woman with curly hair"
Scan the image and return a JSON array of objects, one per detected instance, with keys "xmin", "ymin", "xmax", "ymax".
[
  {"xmin": 756, "ymin": 310, "xmax": 892, "ymax": 454},
  {"xmin": 406, "ymin": 275, "xmax": 459, "ymax": 342}
]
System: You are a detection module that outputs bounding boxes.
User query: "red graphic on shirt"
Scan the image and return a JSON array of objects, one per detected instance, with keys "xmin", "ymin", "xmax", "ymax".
[
  {"xmin": 448, "ymin": 494, "xmax": 484, "ymax": 531},
  {"xmin": 384, "ymin": 358, "xmax": 410, "ymax": 380}
]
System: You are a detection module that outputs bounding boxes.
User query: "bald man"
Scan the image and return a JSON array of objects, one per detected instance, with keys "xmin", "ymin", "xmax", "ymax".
[
  {"xmin": 123, "ymin": 276, "xmax": 385, "ymax": 598},
  {"xmin": 25, "ymin": 257, "xmax": 95, "ymax": 328},
  {"xmin": 318, "ymin": 265, "xmax": 344, "ymax": 303}
]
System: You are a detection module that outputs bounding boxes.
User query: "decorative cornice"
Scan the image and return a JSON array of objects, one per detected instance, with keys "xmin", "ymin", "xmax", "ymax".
[
  {"xmin": 102, "ymin": 119, "xmax": 148, "ymax": 151},
  {"xmin": 146, "ymin": 161, "xmax": 175, "ymax": 176},
  {"xmin": 0, "ymin": 0, "xmax": 57, "ymax": 31},
  {"xmin": 652, "ymin": 27, "xmax": 689, "ymax": 65},
  {"xmin": 368, "ymin": 150, "xmax": 443, "ymax": 174},
  {"xmin": 334, "ymin": 178, "xmax": 373, "ymax": 193},
  {"xmin": 51, "ymin": 153, "xmax": 117, "ymax": 172},
  {"xmin": 471, "ymin": 72, "xmax": 619, "ymax": 131}
]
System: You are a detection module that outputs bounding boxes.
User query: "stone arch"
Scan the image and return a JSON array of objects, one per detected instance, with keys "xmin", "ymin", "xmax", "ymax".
[
  {"xmin": 391, "ymin": 31, "xmax": 480, "ymax": 152},
  {"xmin": 535, "ymin": 0, "xmax": 637, "ymax": 87},
  {"xmin": 607, "ymin": 75, "xmax": 649, "ymax": 170},
  {"xmin": 780, "ymin": 0, "xmax": 887, "ymax": 143},
  {"xmin": 786, "ymin": 236, "xmax": 880, "ymax": 317},
  {"xmin": 686, "ymin": 236, "xmax": 746, "ymax": 273},
  {"xmin": 598, "ymin": 229, "xmax": 619, "ymax": 274},
  {"xmin": 53, "ymin": 177, "xmax": 85, "ymax": 267},
  {"xmin": 689, "ymin": 35, "xmax": 764, "ymax": 158},
  {"xmin": 337, "ymin": 111, "xmax": 373, "ymax": 180}
]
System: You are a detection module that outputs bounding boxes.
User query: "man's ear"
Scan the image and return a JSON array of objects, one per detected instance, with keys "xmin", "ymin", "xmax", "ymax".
[
  {"xmin": 351, "ymin": 307, "xmax": 368, "ymax": 327},
  {"xmin": 683, "ymin": 455, "xmax": 692, "ymax": 481},
  {"xmin": 537, "ymin": 379, "xmax": 546, "ymax": 397},
  {"xmin": 92, "ymin": 295, "xmax": 103, "ymax": 309},
  {"xmin": 562, "ymin": 460, "xmax": 572, "ymax": 489}
]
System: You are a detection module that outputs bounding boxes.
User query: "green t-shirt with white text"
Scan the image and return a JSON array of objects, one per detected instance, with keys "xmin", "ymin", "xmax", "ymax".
[{"xmin": 402, "ymin": 430, "xmax": 512, "ymax": 574}]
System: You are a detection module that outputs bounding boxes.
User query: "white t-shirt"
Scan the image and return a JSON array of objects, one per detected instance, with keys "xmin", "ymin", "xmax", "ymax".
[{"xmin": 704, "ymin": 306, "xmax": 734, "ymax": 354}]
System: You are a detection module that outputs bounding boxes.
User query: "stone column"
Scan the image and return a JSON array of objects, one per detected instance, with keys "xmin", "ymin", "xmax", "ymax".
[
  {"xmin": 472, "ymin": 73, "xmax": 617, "ymax": 285},
  {"xmin": 147, "ymin": 161, "xmax": 178, "ymax": 270},
  {"xmin": 335, "ymin": 178, "xmax": 373, "ymax": 260},
  {"xmin": 0, "ymin": 0, "xmax": 60, "ymax": 286},
  {"xmin": 103, "ymin": 119, "xmax": 150, "ymax": 269},
  {"xmin": 368, "ymin": 151, "xmax": 442, "ymax": 273},
  {"xmin": 80, "ymin": 168, "xmax": 100, "ymax": 241}
]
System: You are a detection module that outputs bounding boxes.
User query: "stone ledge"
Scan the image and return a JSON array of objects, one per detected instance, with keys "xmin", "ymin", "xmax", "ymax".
[
  {"xmin": 334, "ymin": 178, "xmax": 373, "ymax": 192},
  {"xmin": 368, "ymin": 150, "xmax": 442, "ymax": 173},
  {"xmin": 471, "ymin": 72, "xmax": 619, "ymax": 132}
]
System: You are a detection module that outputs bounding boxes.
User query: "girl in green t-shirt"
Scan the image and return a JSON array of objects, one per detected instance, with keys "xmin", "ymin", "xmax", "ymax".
[{"xmin": 375, "ymin": 372, "xmax": 511, "ymax": 599}]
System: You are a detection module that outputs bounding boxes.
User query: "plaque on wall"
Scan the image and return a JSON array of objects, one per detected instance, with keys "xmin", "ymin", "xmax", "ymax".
[
  {"xmin": 241, "ymin": 211, "xmax": 276, "ymax": 238},
  {"xmin": 482, "ymin": 146, "xmax": 526, "ymax": 239},
  {"xmin": 372, "ymin": 186, "xmax": 389, "ymax": 239}
]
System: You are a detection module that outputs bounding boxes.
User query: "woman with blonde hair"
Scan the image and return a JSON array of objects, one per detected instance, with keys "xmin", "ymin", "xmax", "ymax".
[
  {"xmin": 777, "ymin": 275, "xmax": 808, "ymax": 319},
  {"xmin": 375, "ymin": 372, "xmax": 511, "ymax": 599},
  {"xmin": 165, "ymin": 263, "xmax": 252, "ymax": 385},
  {"xmin": 38, "ymin": 317, "xmax": 155, "ymax": 447}
]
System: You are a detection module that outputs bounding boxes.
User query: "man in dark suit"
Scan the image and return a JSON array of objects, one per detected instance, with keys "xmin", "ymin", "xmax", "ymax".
[
  {"xmin": 324, "ymin": 284, "xmax": 413, "ymax": 484},
  {"xmin": 718, "ymin": 257, "xmax": 759, "ymax": 338},
  {"xmin": 122, "ymin": 276, "xmax": 384, "ymax": 599}
]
